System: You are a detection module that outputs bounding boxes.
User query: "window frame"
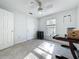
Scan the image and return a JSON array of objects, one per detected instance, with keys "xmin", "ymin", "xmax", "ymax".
[{"xmin": 46, "ymin": 19, "xmax": 56, "ymax": 36}]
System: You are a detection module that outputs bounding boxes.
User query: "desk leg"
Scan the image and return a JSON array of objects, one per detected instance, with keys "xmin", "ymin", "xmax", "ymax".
[{"xmin": 69, "ymin": 41, "xmax": 77, "ymax": 59}]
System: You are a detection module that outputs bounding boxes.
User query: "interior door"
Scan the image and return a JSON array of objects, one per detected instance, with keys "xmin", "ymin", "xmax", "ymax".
[
  {"xmin": 0, "ymin": 9, "xmax": 14, "ymax": 50},
  {"xmin": 3, "ymin": 11, "xmax": 14, "ymax": 48},
  {"xmin": 0, "ymin": 10, "xmax": 4, "ymax": 49}
]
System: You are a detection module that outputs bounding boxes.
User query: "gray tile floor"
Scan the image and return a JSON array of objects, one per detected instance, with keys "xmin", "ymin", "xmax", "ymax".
[{"xmin": 0, "ymin": 39, "xmax": 74, "ymax": 59}]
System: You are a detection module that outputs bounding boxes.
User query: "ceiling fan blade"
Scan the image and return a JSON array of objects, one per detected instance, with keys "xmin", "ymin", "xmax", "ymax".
[
  {"xmin": 35, "ymin": 0, "xmax": 42, "ymax": 6},
  {"xmin": 38, "ymin": 7, "xmax": 43, "ymax": 11},
  {"xmin": 35, "ymin": 0, "xmax": 43, "ymax": 11}
]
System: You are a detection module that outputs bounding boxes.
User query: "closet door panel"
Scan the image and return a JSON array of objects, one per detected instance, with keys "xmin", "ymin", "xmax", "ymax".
[
  {"xmin": 7, "ymin": 12, "xmax": 14, "ymax": 46},
  {"xmin": 0, "ymin": 9, "xmax": 14, "ymax": 50},
  {"xmin": 0, "ymin": 10, "xmax": 4, "ymax": 49},
  {"xmin": 3, "ymin": 11, "xmax": 14, "ymax": 48},
  {"xmin": 3, "ymin": 12, "xmax": 9, "ymax": 48}
]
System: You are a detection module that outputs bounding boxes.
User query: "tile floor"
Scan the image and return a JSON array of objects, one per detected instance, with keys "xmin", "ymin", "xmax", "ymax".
[{"xmin": 0, "ymin": 39, "xmax": 74, "ymax": 59}]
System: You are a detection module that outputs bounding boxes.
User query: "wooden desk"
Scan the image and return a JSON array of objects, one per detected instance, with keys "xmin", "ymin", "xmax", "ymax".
[{"xmin": 53, "ymin": 36, "xmax": 79, "ymax": 59}]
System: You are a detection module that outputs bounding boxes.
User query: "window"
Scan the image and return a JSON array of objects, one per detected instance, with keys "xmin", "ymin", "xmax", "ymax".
[
  {"xmin": 46, "ymin": 19, "xmax": 56, "ymax": 26},
  {"xmin": 46, "ymin": 19, "xmax": 56, "ymax": 36}
]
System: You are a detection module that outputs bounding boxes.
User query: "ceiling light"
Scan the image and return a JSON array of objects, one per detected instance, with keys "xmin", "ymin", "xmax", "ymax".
[{"xmin": 39, "ymin": 11, "xmax": 42, "ymax": 14}]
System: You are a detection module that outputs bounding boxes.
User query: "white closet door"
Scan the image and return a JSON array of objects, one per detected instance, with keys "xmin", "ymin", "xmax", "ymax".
[
  {"xmin": 7, "ymin": 12, "xmax": 14, "ymax": 46},
  {"xmin": 0, "ymin": 9, "xmax": 14, "ymax": 50},
  {"xmin": 0, "ymin": 10, "xmax": 4, "ymax": 49},
  {"xmin": 3, "ymin": 11, "xmax": 14, "ymax": 49}
]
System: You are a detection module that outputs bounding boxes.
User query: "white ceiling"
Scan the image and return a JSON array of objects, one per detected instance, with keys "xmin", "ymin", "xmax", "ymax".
[{"xmin": 0, "ymin": 0, "xmax": 79, "ymax": 17}]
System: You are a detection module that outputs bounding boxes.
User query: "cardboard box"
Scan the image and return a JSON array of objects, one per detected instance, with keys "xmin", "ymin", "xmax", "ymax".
[{"xmin": 67, "ymin": 29, "xmax": 79, "ymax": 39}]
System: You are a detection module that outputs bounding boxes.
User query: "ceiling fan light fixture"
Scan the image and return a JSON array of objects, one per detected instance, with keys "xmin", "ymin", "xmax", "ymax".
[
  {"xmin": 39, "ymin": 11, "xmax": 42, "ymax": 14},
  {"xmin": 38, "ymin": 7, "xmax": 43, "ymax": 11}
]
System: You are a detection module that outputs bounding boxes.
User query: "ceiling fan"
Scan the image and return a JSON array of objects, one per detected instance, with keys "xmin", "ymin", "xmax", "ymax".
[
  {"xmin": 35, "ymin": 0, "xmax": 43, "ymax": 11},
  {"xmin": 29, "ymin": 0, "xmax": 43, "ymax": 15},
  {"xmin": 29, "ymin": 0, "xmax": 53, "ymax": 15}
]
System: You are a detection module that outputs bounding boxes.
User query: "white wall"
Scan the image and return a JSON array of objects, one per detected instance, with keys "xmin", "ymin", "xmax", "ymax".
[
  {"xmin": 77, "ymin": 6, "xmax": 79, "ymax": 28},
  {"xmin": 14, "ymin": 12, "xmax": 38, "ymax": 44},
  {"xmin": 39, "ymin": 8, "xmax": 77, "ymax": 40}
]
